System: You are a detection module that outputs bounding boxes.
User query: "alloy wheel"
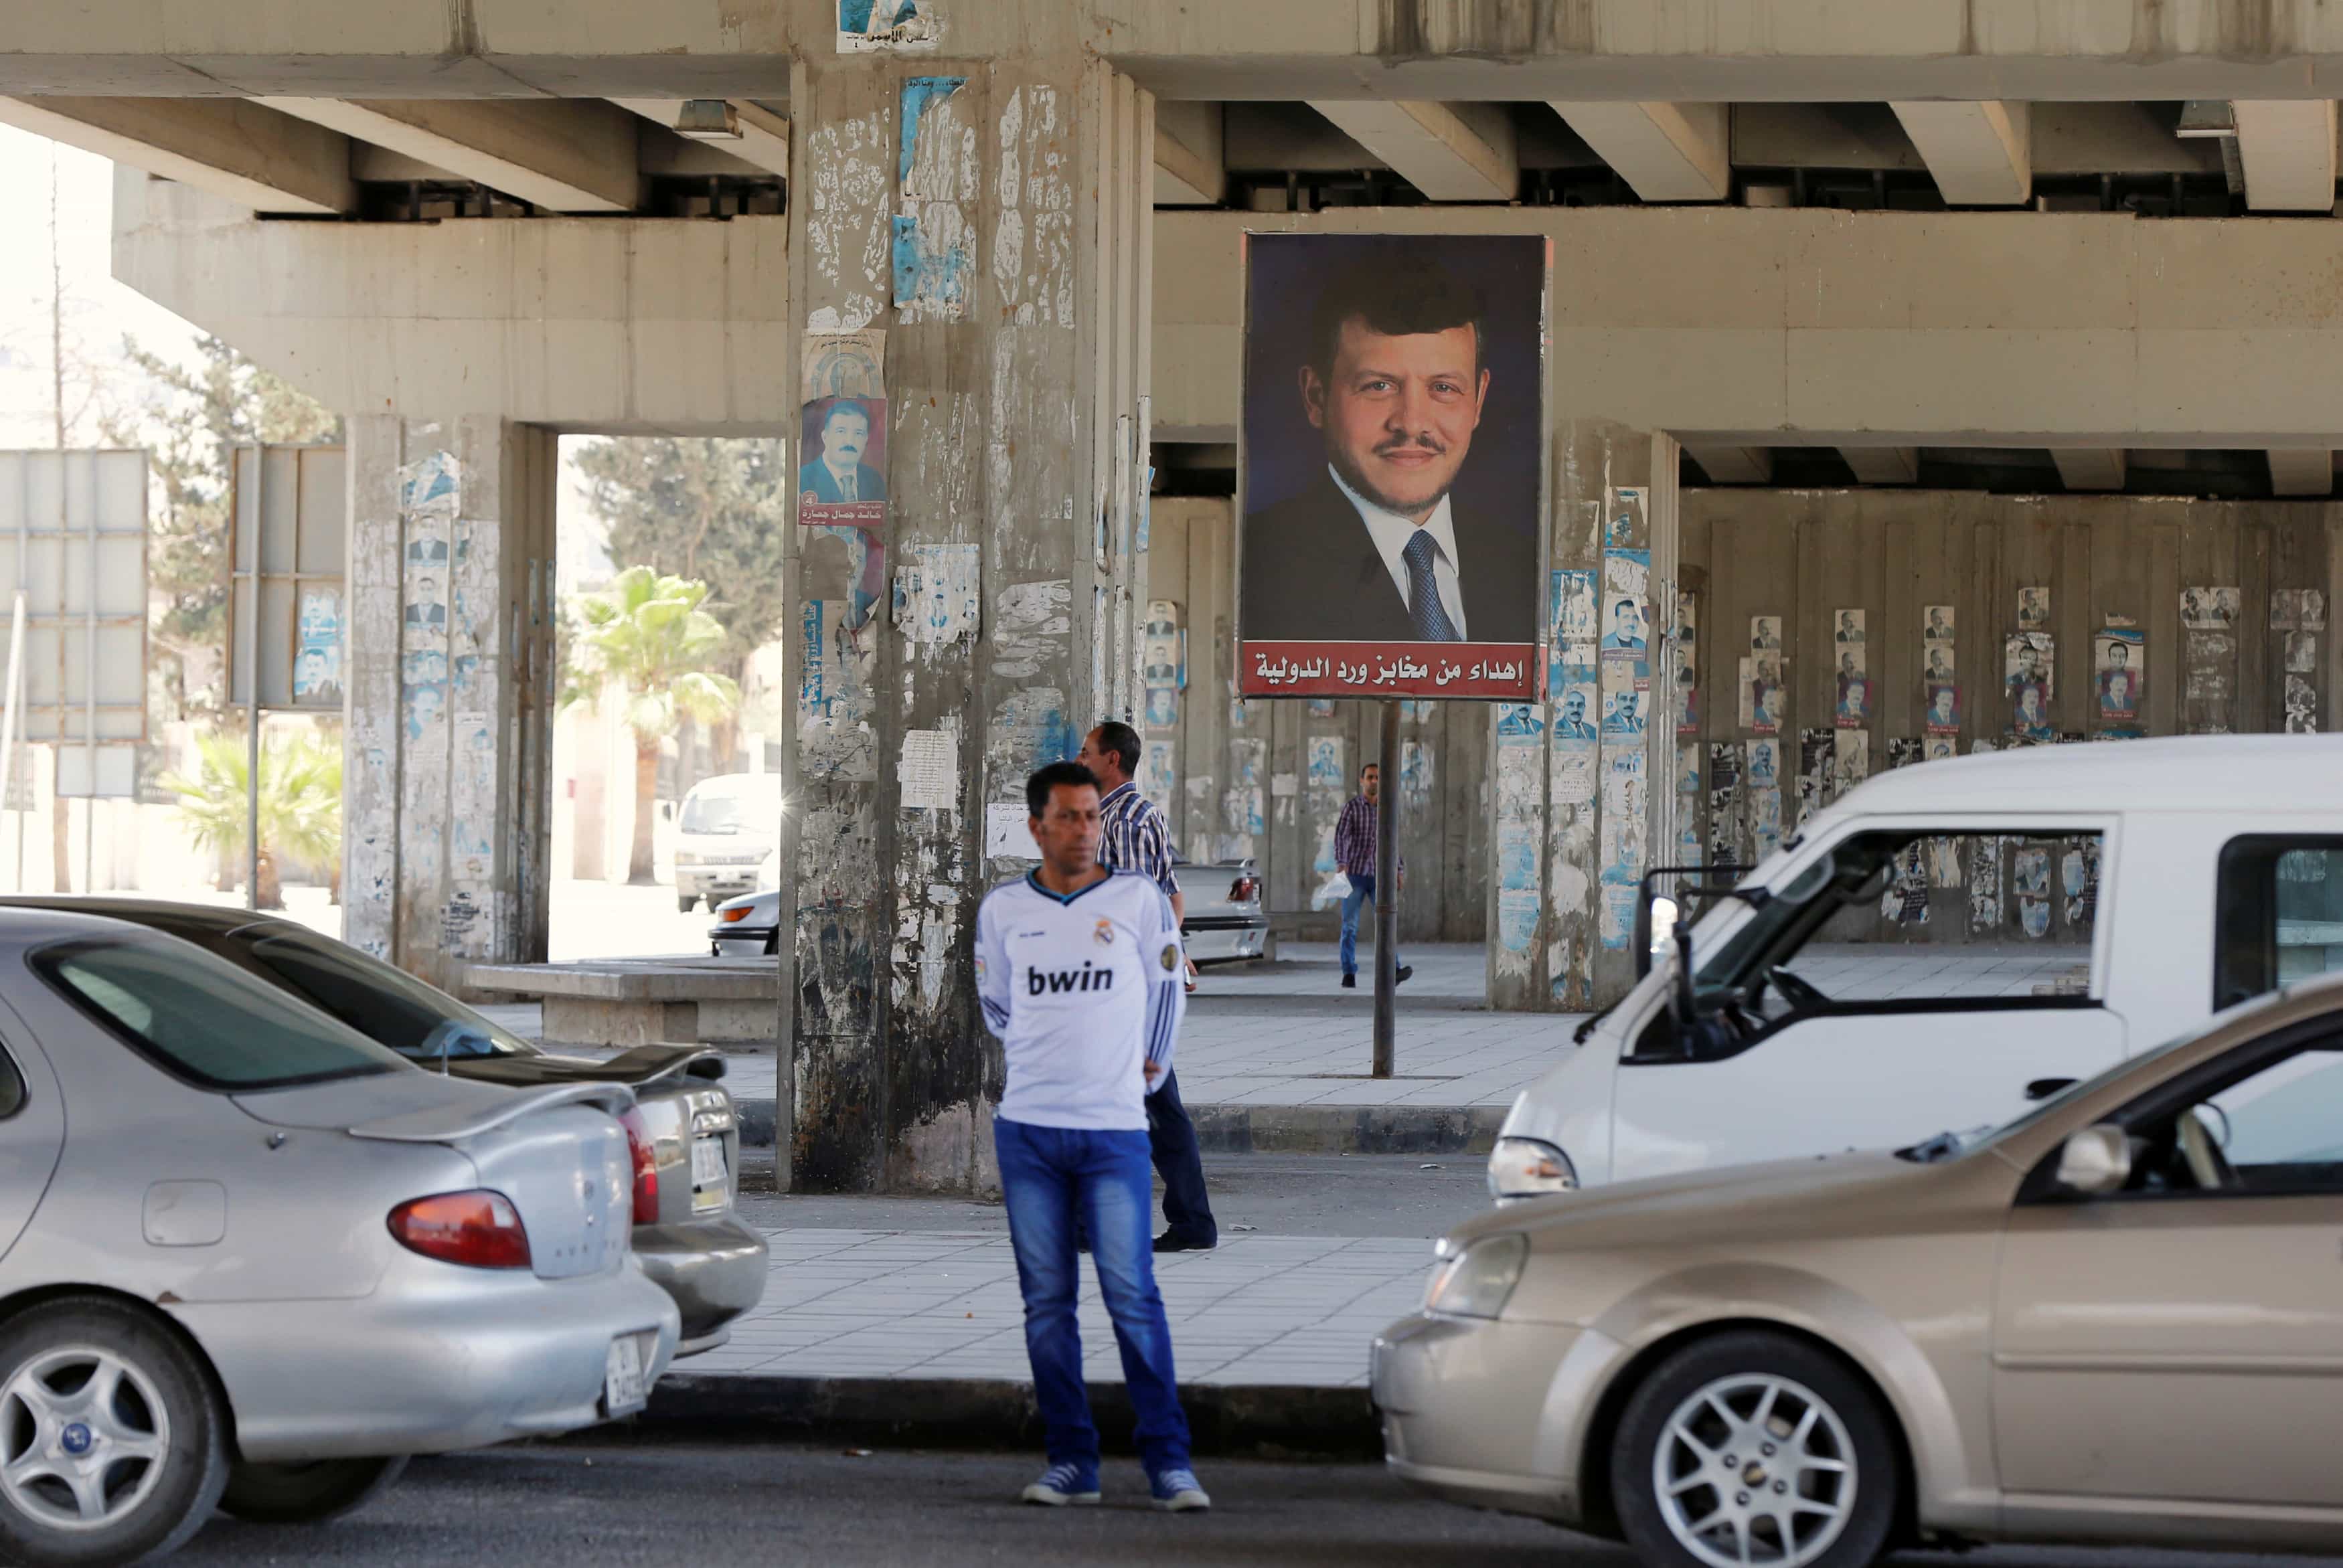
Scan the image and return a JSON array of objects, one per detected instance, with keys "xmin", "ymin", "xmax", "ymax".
[
  {"xmin": 0, "ymin": 1346, "xmax": 171, "ymax": 1533},
  {"xmin": 1650, "ymin": 1372, "xmax": 1856, "ymax": 1568}
]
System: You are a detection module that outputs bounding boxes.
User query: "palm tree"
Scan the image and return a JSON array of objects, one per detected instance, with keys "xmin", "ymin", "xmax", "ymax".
[
  {"xmin": 161, "ymin": 727, "xmax": 342, "ymax": 910},
  {"xmin": 568, "ymin": 567, "xmax": 741, "ymax": 883}
]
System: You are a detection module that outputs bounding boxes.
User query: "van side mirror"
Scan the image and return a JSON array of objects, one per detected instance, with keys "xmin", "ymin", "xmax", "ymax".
[
  {"xmin": 1646, "ymin": 897, "xmax": 1679, "ymax": 968},
  {"xmin": 2054, "ymin": 1124, "xmax": 2131, "ymax": 1195}
]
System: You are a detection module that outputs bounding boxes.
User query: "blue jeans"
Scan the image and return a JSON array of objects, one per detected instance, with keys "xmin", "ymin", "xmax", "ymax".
[
  {"xmin": 993, "ymin": 1116, "xmax": 1192, "ymax": 1476},
  {"xmin": 1339, "ymin": 873, "xmax": 1398, "ymax": 978}
]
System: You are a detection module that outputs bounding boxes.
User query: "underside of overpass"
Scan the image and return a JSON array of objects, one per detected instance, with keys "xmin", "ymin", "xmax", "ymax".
[{"xmin": 13, "ymin": 0, "xmax": 2343, "ymax": 1186}]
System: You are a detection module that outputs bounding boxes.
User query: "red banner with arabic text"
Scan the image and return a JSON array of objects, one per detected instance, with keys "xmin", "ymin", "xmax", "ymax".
[{"xmin": 1241, "ymin": 640, "xmax": 1539, "ymax": 700}]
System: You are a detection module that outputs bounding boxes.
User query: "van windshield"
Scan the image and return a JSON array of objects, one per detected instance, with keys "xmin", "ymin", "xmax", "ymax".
[{"xmin": 680, "ymin": 782, "xmax": 778, "ymax": 836}]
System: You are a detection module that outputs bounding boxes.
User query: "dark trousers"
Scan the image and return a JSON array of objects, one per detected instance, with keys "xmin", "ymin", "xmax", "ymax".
[{"xmin": 1146, "ymin": 1067, "xmax": 1216, "ymax": 1247}]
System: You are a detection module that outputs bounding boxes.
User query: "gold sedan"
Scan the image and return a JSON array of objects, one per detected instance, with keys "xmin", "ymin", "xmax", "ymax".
[{"xmin": 1375, "ymin": 972, "xmax": 2343, "ymax": 1567}]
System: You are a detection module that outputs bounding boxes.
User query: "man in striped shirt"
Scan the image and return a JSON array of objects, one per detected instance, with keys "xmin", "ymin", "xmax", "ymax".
[
  {"xmin": 1334, "ymin": 762, "xmax": 1414, "ymax": 990},
  {"xmin": 975, "ymin": 761, "xmax": 1208, "ymax": 1512},
  {"xmin": 1078, "ymin": 721, "xmax": 1218, "ymax": 1253}
]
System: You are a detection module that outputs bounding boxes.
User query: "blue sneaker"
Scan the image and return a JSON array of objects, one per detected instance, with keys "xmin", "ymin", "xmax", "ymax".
[
  {"xmin": 1020, "ymin": 1461, "xmax": 1101, "ymax": 1506},
  {"xmin": 1149, "ymin": 1466, "xmax": 1211, "ymax": 1512}
]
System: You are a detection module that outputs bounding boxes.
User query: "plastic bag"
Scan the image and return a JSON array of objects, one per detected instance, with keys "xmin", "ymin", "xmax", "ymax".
[{"xmin": 1310, "ymin": 871, "xmax": 1354, "ymax": 910}]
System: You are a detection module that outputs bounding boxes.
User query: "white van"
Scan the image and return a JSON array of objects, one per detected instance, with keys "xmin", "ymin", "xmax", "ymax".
[
  {"xmin": 672, "ymin": 772, "xmax": 784, "ymax": 913},
  {"xmin": 1488, "ymin": 735, "xmax": 2343, "ymax": 1200}
]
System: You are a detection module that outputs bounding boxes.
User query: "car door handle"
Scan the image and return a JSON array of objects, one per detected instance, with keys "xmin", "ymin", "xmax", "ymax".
[{"xmin": 2026, "ymin": 1077, "xmax": 2077, "ymax": 1102}]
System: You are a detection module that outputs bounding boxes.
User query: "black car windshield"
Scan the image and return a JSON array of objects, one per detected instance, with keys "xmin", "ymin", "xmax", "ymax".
[
  {"xmin": 238, "ymin": 928, "xmax": 538, "ymax": 1063},
  {"xmin": 36, "ymin": 935, "xmax": 410, "ymax": 1090}
]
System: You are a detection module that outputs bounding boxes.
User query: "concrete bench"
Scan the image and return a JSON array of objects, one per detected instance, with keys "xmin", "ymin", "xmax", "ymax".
[{"xmin": 464, "ymin": 957, "xmax": 779, "ymax": 1049}]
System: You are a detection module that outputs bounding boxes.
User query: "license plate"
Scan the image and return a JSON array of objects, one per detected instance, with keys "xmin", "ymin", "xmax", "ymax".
[
  {"xmin": 603, "ymin": 1332, "xmax": 650, "ymax": 1417},
  {"xmin": 691, "ymin": 1136, "xmax": 729, "ymax": 1213}
]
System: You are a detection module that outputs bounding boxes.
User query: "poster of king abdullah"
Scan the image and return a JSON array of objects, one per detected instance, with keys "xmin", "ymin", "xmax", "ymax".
[{"xmin": 1238, "ymin": 232, "xmax": 1548, "ymax": 701}]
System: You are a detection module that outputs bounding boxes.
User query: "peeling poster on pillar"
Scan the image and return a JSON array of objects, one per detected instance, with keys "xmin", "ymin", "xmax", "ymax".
[
  {"xmin": 894, "ymin": 76, "xmax": 975, "ymax": 322},
  {"xmin": 838, "ymin": 0, "xmax": 943, "ymax": 50}
]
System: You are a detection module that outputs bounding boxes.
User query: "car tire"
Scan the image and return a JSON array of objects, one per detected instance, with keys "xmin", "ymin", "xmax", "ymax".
[
  {"xmin": 218, "ymin": 1456, "xmax": 408, "ymax": 1525},
  {"xmin": 762, "ymin": 931, "xmax": 779, "ymax": 956},
  {"xmin": 677, "ymin": 894, "xmax": 699, "ymax": 913},
  {"xmin": 1611, "ymin": 1330, "xmax": 1898, "ymax": 1568},
  {"xmin": 0, "ymin": 1296, "xmax": 228, "ymax": 1568}
]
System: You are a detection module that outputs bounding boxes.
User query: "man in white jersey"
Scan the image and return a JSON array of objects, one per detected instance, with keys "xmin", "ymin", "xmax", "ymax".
[{"xmin": 975, "ymin": 760, "xmax": 1209, "ymax": 1514}]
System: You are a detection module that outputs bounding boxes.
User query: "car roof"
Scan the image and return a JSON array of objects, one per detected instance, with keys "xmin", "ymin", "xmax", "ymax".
[
  {"xmin": 0, "ymin": 904, "xmax": 215, "ymax": 960},
  {"xmin": 1825, "ymin": 733, "xmax": 2343, "ymax": 817},
  {"xmin": 0, "ymin": 895, "xmax": 291, "ymax": 938}
]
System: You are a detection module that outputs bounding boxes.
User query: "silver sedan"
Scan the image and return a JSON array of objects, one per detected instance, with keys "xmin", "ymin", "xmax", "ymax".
[{"xmin": 0, "ymin": 909, "xmax": 680, "ymax": 1565}]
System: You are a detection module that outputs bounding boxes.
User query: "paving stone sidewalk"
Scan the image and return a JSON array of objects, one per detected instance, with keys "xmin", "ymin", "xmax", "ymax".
[{"xmin": 677, "ymin": 1228, "xmax": 1427, "ymax": 1389}]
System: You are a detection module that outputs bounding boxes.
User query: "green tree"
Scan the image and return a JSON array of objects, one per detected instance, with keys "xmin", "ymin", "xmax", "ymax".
[
  {"xmin": 100, "ymin": 336, "xmax": 339, "ymax": 719},
  {"xmin": 570, "ymin": 438, "xmax": 790, "ymax": 762},
  {"xmin": 568, "ymin": 567, "xmax": 742, "ymax": 883},
  {"xmin": 159, "ymin": 725, "xmax": 343, "ymax": 911}
]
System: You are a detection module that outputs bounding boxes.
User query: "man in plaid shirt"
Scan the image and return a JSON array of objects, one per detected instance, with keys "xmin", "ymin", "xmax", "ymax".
[
  {"xmin": 1334, "ymin": 763, "xmax": 1412, "ymax": 990},
  {"xmin": 1075, "ymin": 721, "xmax": 1219, "ymax": 1253}
]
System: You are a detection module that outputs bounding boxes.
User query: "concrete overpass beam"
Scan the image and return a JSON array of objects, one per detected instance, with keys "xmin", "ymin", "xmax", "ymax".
[
  {"xmin": 2269, "ymin": 448, "xmax": 2335, "ymax": 497},
  {"xmin": 0, "ymin": 96, "xmax": 353, "ymax": 215},
  {"xmin": 1303, "ymin": 100, "xmax": 1516, "ymax": 201},
  {"xmin": 608, "ymin": 98, "xmax": 789, "ymax": 178},
  {"xmin": 1686, "ymin": 444, "xmax": 1774, "ymax": 485},
  {"xmin": 1154, "ymin": 100, "xmax": 1224, "ymax": 205},
  {"xmin": 1548, "ymin": 102, "xmax": 1730, "ymax": 202},
  {"xmin": 1889, "ymin": 100, "xmax": 2031, "ymax": 206},
  {"xmin": 2233, "ymin": 100, "xmax": 2339, "ymax": 212},
  {"xmin": 1840, "ymin": 446, "xmax": 1919, "ymax": 485},
  {"xmin": 257, "ymin": 97, "xmax": 644, "ymax": 212},
  {"xmin": 2052, "ymin": 449, "xmax": 2127, "ymax": 491}
]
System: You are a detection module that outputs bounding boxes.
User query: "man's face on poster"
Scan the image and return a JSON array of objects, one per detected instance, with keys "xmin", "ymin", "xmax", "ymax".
[
  {"xmin": 1562, "ymin": 691, "xmax": 1586, "ymax": 725},
  {"xmin": 2107, "ymin": 670, "xmax": 2132, "ymax": 704},
  {"xmin": 1932, "ymin": 690, "xmax": 1955, "ymax": 723},
  {"xmin": 1301, "ymin": 317, "xmax": 1487, "ymax": 522},
  {"xmin": 822, "ymin": 405, "xmax": 870, "ymax": 471},
  {"xmin": 1610, "ymin": 600, "xmax": 1637, "ymax": 639},
  {"xmin": 2107, "ymin": 642, "xmax": 2128, "ymax": 669},
  {"xmin": 2020, "ymin": 687, "xmax": 2042, "ymax": 721},
  {"xmin": 299, "ymin": 648, "xmax": 326, "ymax": 690}
]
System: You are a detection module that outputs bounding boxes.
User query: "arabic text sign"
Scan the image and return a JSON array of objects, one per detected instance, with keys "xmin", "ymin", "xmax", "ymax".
[{"xmin": 1244, "ymin": 640, "xmax": 1538, "ymax": 700}]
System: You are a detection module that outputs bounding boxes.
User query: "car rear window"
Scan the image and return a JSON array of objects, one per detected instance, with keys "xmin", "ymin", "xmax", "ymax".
[{"xmin": 35, "ymin": 936, "xmax": 410, "ymax": 1091}]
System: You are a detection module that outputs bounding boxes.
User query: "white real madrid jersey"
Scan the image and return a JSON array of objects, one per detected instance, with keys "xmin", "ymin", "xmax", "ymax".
[{"xmin": 975, "ymin": 869, "xmax": 1186, "ymax": 1131}]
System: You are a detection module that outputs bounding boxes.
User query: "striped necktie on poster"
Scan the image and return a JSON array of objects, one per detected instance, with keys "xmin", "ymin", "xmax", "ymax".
[{"xmin": 1402, "ymin": 530, "xmax": 1460, "ymax": 641}]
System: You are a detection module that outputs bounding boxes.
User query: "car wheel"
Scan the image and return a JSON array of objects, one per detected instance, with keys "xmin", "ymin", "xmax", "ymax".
[
  {"xmin": 1612, "ymin": 1331, "xmax": 1898, "ymax": 1568},
  {"xmin": 0, "ymin": 1296, "xmax": 228, "ymax": 1567},
  {"xmin": 677, "ymin": 894, "xmax": 699, "ymax": 913},
  {"xmin": 762, "ymin": 931, "xmax": 779, "ymax": 956},
  {"xmin": 218, "ymin": 1456, "xmax": 408, "ymax": 1524}
]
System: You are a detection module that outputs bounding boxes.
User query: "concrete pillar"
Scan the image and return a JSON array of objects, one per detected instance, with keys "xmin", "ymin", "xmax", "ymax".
[
  {"xmin": 1489, "ymin": 422, "xmax": 1680, "ymax": 1013},
  {"xmin": 782, "ymin": 36, "xmax": 1152, "ymax": 1193},
  {"xmin": 343, "ymin": 416, "xmax": 557, "ymax": 991}
]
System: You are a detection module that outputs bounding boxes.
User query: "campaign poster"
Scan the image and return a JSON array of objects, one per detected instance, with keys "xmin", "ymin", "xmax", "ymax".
[
  {"xmin": 294, "ymin": 589, "xmax": 344, "ymax": 709},
  {"xmin": 2094, "ymin": 628, "xmax": 2144, "ymax": 721},
  {"xmin": 1238, "ymin": 232, "xmax": 1547, "ymax": 699},
  {"xmin": 798, "ymin": 393, "xmax": 888, "ymax": 531}
]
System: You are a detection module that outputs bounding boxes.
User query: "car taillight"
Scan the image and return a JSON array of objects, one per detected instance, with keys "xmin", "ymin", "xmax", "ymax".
[
  {"xmin": 720, "ymin": 906, "xmax": 752, "ymax": 923},
  {"xmin": 387, "ymin": 1191, "xmax": 532, "ymax": 1270},
  {"xmin": 619, "ymin": 1106, "xmax": 660, "ymax": 1224}
]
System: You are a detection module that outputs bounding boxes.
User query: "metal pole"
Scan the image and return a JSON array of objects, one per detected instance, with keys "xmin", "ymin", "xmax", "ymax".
[
  {"xmin": 0, "ymin": 592, "xmax": 25, "ymax": 894},
  {"xmin": 80, "ymin": 458, "xmax": 94, "ymax": 895},
  {"xmin": 243, "ymin": 557, "xmax": 260, "ymax": 913},
  {"xmin": 1372, "ymin": 699, "xmax": 1401, "ymax": 1078}
]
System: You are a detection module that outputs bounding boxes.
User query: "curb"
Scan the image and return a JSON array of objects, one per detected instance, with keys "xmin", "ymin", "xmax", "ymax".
[
  {"xmin": 624, "ymin": 1373, "xmax": 1381, "ymax": 1460},
  {"xmin": 732, "ymin": 1100, "xmax": 1502, "ymax": 1156}
]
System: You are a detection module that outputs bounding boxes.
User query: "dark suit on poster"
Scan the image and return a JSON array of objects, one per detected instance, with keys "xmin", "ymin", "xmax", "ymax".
[
  {"xmin": 799, "ymin": 460, "xmax": 888, "ymax": 504},
  {"xmin": 1241, "ymin": 472, "xmax": 1536, "ymax": 644}
]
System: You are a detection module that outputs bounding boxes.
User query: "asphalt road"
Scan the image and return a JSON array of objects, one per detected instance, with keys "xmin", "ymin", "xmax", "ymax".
[
  {"xmin": 738, "ymin": 1152, "xmax": 1489, "ymax": 1238},
  {"xmin": 167, "ymin": 1444, "xmax": 2343, "ymax": 1568}
]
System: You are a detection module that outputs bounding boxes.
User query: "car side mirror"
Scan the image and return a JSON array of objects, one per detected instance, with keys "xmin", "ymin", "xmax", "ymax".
[
  {"xmin": 2054, "ymin": 1124, "xmax": 2131, "ymax": 1196},
  {"xmin": 1645, "ymin": 897, "xmax": 1679, "ymax": 973}
]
